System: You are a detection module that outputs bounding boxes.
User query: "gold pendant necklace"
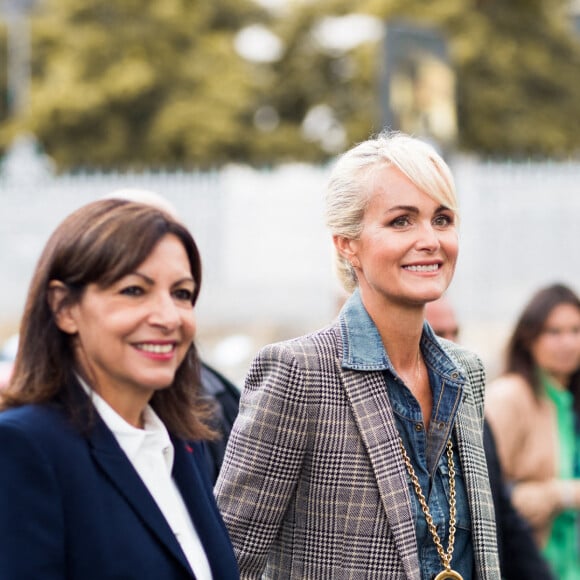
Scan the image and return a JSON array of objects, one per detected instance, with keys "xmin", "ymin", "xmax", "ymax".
[
  {"xmin": 400, "ymin": 438, "xmax": 464, "ymax": 580},
  {"xmin": 434, "ymin": 570, "xmax": 464, "ymax": 580}
]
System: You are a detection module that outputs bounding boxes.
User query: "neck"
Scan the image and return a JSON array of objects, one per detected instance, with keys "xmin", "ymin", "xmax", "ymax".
[
  {"xmin": 361, "ymin": 291, "xmax": 425, "ymax": 368},
  {"xmin": 542, "ymin": 369, "xmax": 570, "ymax": 392},
  {"xmin": 89, "ymin": 382, "xmax": 149, "ymax": 429},
  {"xmin": 361, "ymin": 291, "xmax": 433, "ymax": 428}
]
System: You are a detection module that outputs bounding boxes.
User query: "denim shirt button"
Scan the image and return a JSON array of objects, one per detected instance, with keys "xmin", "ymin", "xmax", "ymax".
[
  {"xmin": 451, "ymin": 371, "xmax": 460, "ymax": 379},
  {"xmin": 414, "ymin": 423, "xmax": 423, "ymax": 432}
]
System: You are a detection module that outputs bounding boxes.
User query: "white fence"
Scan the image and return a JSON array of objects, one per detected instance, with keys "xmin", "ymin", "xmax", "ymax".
[{"xmin": 1, "ymin": 152, "xmax": 579, "ymax": 383}]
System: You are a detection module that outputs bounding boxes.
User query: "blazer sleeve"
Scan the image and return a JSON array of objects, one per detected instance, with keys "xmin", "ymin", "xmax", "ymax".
[
  {"xmin": 214, "ymin": 342, "xmax": 309, "ymax": 579},
  {"xmin": 0, "ymin": 418, "xmax": 65, "ymax": 579}
]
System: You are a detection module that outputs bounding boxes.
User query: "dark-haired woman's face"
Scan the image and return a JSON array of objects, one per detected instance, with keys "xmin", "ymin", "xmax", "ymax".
[
  {"xmin": 55, "ymin": 234, "xmax": 197, "ymax": 424},
  {"xmin": 531, "ymin": 303, "xmax": 580, "ymax": 387}
]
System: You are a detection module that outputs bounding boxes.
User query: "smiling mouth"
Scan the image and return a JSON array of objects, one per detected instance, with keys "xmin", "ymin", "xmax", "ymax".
[
  {"xmin": 135, "ymin": 343, "xmax": 175, "ymax": 354},
  {"xmin": 403, "ymin": 264, "xmax": 440, "ymax": 272}
]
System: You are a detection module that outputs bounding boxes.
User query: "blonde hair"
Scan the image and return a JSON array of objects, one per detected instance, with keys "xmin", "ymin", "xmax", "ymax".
[{"xmin": 325, "ymin": 131, "xmax": 458, "ymax": 292}]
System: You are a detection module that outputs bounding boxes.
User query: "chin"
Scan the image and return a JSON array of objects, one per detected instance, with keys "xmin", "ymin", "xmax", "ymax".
[
  {"xmin": 415, "ymin": 289, "xmax": 446, "ymax": 304},
  {"xmin": 140, "ymin": 377, "xmax": 175, "ymax": 392}
]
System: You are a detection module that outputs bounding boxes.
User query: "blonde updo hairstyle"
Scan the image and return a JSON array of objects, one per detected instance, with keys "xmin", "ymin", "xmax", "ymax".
[{"xmin": 325, "ymin": 131, "xmax": 458, "ymax": 293}]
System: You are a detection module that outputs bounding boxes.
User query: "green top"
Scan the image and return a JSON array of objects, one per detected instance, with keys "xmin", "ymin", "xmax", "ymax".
[{"xmin": 542, "ymin": 372, "xmax": 580, "ymax": 580}]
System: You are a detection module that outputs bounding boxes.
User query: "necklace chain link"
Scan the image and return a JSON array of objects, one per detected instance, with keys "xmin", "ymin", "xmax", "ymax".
[{"xmin": 399, "ymin": 438, "xmax": 457, "ymax": 572}]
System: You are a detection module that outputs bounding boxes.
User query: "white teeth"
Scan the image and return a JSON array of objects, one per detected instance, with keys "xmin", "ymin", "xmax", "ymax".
[
  {"xmin": 137, "ymin": 343, "xmax": 174, "ymax": 354},
  {"xmin": 404, "ymin": 264, "xmax": 439, "ymax": 272}
]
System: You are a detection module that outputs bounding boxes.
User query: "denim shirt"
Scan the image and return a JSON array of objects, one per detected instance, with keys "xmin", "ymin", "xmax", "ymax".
[{"xmin": 339, "ymin": 290, "xmax": 474, "ymax": 580}]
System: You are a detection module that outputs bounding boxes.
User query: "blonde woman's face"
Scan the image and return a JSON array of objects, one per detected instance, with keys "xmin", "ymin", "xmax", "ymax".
[{"xmin": 344, "ymin": 165, "xmax": 458, "ymax": 308}]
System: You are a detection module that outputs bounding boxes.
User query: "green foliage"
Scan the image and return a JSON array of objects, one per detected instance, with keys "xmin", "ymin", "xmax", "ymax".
[
  {"xmin": 2, "ymin": 0, "xmax": 270, "ymax": 169},
  {"xmin": 0, "ymin": 0, "xmax": 579, "ymax": 169},
  {"xmin": 453, "ymin": 4, "xmax": 580, "ymax": 157}
]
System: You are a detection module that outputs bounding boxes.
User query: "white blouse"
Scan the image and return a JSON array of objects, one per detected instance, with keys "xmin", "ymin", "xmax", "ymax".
[{"xmin": 80, "ymin": 380, "xmax": 212, "ymax": 579}]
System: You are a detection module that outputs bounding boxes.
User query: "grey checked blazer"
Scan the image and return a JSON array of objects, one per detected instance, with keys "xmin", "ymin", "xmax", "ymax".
[{"xmin": 215, "ymin": 322, "xmax": 500, "ymax": 579}]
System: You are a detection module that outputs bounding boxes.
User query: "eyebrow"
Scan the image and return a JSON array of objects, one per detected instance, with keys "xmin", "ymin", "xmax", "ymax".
[
  {"xmin": 385, "ymin": 204, "xmax": 449, "ymax": 214},
  {"xmin": 132, "ymin": 272, "xmax": 195, "ymax": 286}
]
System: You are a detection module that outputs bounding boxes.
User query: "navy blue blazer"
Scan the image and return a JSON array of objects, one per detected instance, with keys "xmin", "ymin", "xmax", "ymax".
[{"xmin": 0, "ymin": 396, "xmax": 239, "ymax": 579}]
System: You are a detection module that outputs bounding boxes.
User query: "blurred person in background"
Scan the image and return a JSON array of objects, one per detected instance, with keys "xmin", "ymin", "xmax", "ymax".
[
  {"xmin": 0, "ymin": 334, "xmax": 18, "ymax": 389},
  {"xmin": 425, "ymin": 296, "xmax": 554, "ymax": 580},
  {"xmin": 199, "ymin": 362, "xmax": 240, "ymax": 483},
  {"xmin": 485, "ymin": 283, "xmax": 580, "ymax": 580},
  {"xmin": 105, "ymin": 188, "xmax": 241, "ymax": 483},
  {"xmin": 0, "ymin": 199, "xmax": 238, "ymax": 579},
  {"xmin": 216, "ymin": 131, "xmax": 500, "ymax": 579}
]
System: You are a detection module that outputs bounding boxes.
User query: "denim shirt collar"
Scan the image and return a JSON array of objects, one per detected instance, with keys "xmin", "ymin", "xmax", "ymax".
[{"xmin": 338, "ymin": 288, "xmax": 466, "ymax": 385}]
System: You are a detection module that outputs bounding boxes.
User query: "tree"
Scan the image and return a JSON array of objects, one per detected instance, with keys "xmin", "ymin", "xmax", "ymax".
[
  {"xmin": 273, "ymin": 0, "xmax": 580, "ymax": 159},
  {"xmin": 1, "ymin": 0, "xmax": 271, "ymax": 169},
  {"xmin": 1, "ymin": 0, "xmax": 579, "ymax": 168}
]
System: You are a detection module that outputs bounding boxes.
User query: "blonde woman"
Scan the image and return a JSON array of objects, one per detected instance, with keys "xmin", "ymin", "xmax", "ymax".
[{"xmin": 216, "ymin": 132, "xmax": 499, "ymax": 579}]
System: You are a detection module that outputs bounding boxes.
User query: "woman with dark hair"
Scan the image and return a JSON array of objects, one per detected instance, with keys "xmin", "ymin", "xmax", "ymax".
[
  {"xmin": 0, "ymin": 199, "xmax": 238, "ymax": 579},
  {"xmin": 486, "ymin": 283, "xmax": 580, "ymax": 580}
]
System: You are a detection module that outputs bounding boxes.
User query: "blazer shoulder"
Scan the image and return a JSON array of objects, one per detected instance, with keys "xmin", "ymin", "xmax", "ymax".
[
  {"xmin": 441, "ymin": 339, "xmax": 483, "ymax": 368},
  {"xmin": 438, "ymin": 339, "xmax": 485, "ymax": 384},
  {"xmin": 0, "ymin": 403, "xmax": 87, "ymax": 464},
  {"xmin": 255, "ymin": 323, "xmax": 340, "ymax": 369},
  {"xmin": 0, "ymin": 403, "xmax": 70, "ymax": 434}
]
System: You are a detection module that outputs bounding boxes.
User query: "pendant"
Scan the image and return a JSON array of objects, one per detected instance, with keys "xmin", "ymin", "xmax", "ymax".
[{"xmin": 434, "ymin": 570, "xmax": 464, "ymax": 580}]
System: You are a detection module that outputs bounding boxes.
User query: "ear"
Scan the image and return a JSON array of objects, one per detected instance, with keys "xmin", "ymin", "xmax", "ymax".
[
  {"xmin": 333, "ymin": 235, "xmax": 360, "ymax": 268},
  {"xmin": 47, "ymin": 280, "xmax": 79, "ymax": 335}
]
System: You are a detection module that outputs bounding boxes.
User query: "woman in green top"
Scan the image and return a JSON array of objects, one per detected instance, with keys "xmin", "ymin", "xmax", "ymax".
[{"xmin": 486, "ymin": 283, "xmax": 580, "ymax": 580}]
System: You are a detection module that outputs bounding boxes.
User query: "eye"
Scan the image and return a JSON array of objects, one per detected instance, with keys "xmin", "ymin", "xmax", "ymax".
[
  {"xmin": 173, "ymin": 288, "xmax": 194, "ymax": 303},
  {"xmin": 120, "ymin": 285, "xmax": 144, "ymax": 297},
  {"xmin": 544, "ymin": 325, "xmax": 580, "ymax": 337},
  {"xmin": 389, "ymin": 215, "xmax": 411, "ymax": 228},
  {"xmin": 433, "ymin": 213, "xmax": 454, "ymax": 227}
]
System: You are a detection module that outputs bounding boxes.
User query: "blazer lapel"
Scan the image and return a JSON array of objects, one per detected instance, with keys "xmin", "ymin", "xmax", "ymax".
[
  {"xmin": 87, "ymin": 419, "xmax": 193, "ymax": 576},
  {"xmin": 341, "ymin": 367, "xmax": 421, "ymax": 580},
  {"xmin": 172, "ymin": 439, "xmax": 238, "ymax": 579},
  {"xmin": 453, "ymin": 377, "xmax": 498, "ymax": 580}
]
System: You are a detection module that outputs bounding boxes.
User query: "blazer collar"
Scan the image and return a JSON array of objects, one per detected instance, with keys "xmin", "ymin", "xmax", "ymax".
[
  {"xmin": 67, "ymin": 381, "xmax": 194, "ymax": 577},
  {"xmin": 338, "ymin": 289, "xmax": 468, "ymax": 387},
  {"xmin": 172, "ymin": 440, "xmax": 238, "ymax": 579}
]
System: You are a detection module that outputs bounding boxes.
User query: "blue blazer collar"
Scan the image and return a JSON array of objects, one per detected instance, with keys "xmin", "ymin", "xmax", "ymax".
[{"xmin": 87, "ymin": 417, "xmax": 194, "ymax": 576}]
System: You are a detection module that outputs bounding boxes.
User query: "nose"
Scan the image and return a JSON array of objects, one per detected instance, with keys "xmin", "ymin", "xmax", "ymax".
[
  {"xmin": 148, "ymin": 292, "xmax": 180, "ymax": 331},
  {"xmin": 415, "ymin": 221, "xmax": 440, "ymax": 252}
]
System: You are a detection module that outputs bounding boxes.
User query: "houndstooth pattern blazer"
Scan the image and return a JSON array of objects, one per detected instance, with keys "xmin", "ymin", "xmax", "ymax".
[{"xmin": 215, "ymin": 322, "xmax": 500, "ymax": 579}]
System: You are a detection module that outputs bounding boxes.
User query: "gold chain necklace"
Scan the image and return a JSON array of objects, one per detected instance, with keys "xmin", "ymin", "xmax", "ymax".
[{"xmin": 399, "ymin": 438, "xmax": 463, "ymax": 580}]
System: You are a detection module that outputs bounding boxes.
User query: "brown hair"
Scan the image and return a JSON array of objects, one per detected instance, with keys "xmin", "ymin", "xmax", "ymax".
[
  {"xmin": 2, "ymin": 199, "xmax": 215, "ymax": 441},
  {"xmin": 505, "ymin": 282, "xmax": 580, "ymax": 409}
]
